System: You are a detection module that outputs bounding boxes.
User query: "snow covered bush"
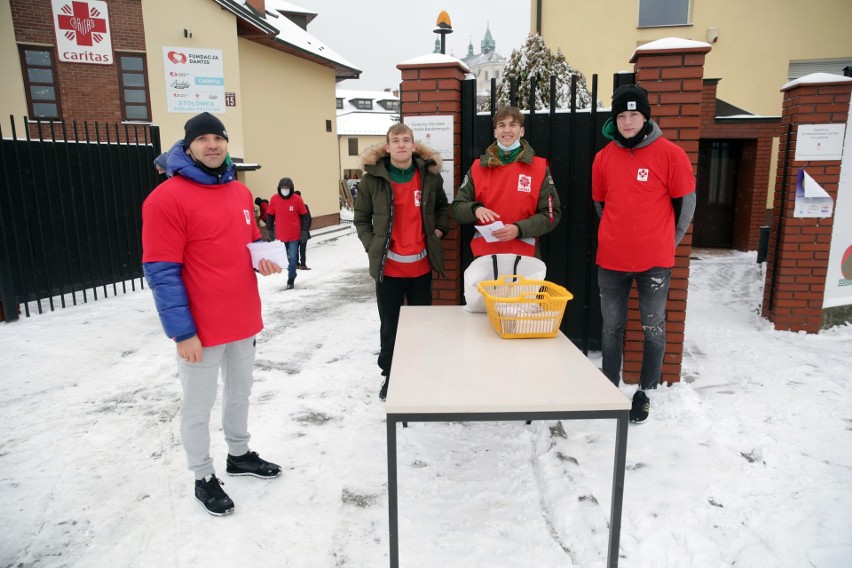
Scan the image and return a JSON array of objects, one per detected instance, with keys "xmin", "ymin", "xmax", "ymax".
[{"xmin": 486, "ymin": 33, "xmax": 591, "ymax": 111}]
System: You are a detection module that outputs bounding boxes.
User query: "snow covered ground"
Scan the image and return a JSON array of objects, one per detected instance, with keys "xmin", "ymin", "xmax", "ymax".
[{"xmin": 1, "ymin": 227, "xmax": 851, "ymax": 567}]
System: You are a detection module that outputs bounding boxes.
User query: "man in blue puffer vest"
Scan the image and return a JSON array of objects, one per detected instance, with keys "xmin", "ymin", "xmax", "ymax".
[{"xmin": 142, "ymin": 112, "xmax": 283, "ymax": 516}]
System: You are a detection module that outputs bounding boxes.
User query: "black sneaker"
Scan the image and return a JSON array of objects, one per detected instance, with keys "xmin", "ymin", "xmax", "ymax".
[
  {"xmin": 195, "ymin": 475, "xmax": 234, "ymax": 516},
  {"xmin": 226, "ymin": 451, "xmax": 282, "ymax": 478},
  {"xmin": 286, "ymin": 280, "xmax": 294, "ymax": 290},
  {"xmin": 379, "ymin": 377, "xmax": 389, "ymax": 401},
  {"xmin": 630, "ymin": 390, "xmax": 650, "ymax": 424}
]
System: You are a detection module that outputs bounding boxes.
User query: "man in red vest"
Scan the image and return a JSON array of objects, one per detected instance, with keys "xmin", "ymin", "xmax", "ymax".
[{"xmin": 451, "ymin": 106, "xmax": 561, "ymax": 258}]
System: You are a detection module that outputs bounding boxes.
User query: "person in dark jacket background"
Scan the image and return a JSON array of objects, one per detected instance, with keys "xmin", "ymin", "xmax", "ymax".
[
  {"xmin": 354, "ymin": 123, "xmax": 449, "ymax": 400},
  {"xmin": 142, "ymin": 112, "xmax": 283, "ymax": 517},
  {"xmin": 294, "ymin": 190, "xmax": 312, "ymax": 270},
  {"xmin": 254, "ymin": 197, "xmax": 270, "ymax": 241}
]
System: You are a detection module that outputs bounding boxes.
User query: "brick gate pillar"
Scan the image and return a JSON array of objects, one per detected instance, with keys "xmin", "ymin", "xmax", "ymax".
[
  {"xmin": 625, "ymin": 38, "xmax": 711, "ymax": 385},
  {"xmin": 761, "ymin": 74, "xmax": 852, "ymax": 332},
  {"xmin": 397, "ymin": 55, "xmax": 468, "ymax": 305}
]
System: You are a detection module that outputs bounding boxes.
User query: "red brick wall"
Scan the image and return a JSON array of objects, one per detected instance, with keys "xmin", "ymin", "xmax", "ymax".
[
  {"xmin": 10, "ymin": 0, "xmax": 146, "ymax": 130},
  {"xmin": 398, "ymin": 61, "xmax": 467, "ymax": 305},
  {"xmin": 761, "ymin": 80, "xmax": 851, "ymax": 332},
  {"xmin": 625, "ymin": 45, "xmax": 711, "ymax": 385}
]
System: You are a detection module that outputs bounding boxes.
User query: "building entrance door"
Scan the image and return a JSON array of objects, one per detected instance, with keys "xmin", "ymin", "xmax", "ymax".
[{"xmin": 694, "ymin": 140, "xmax": 740, "ymax": 247}]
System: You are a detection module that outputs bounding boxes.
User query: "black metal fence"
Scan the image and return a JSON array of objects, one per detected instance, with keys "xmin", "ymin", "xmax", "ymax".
[
  {"xmin": 0, "ymin": 116, "xmax": 161, "ymax": 321},
  {"xmin": 460, "ymin": 74, "xmax": 625, "ymax": 352}
]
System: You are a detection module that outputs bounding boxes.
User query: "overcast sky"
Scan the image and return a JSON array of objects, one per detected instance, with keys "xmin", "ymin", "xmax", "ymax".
[{"xmin": 295, "ymin": 0, "xmax": 532, "ymax": 91}]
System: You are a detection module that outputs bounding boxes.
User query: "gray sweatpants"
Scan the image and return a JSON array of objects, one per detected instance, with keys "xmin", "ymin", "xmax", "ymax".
[{"xmin": 177, "ymin": 336, "xmax": 256, "ymax": 480}]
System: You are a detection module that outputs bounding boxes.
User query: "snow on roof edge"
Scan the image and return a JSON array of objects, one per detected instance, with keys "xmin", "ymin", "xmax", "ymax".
[{"xmin": 782, "ymin": 72, "xmax": 852, "ymax": 91}]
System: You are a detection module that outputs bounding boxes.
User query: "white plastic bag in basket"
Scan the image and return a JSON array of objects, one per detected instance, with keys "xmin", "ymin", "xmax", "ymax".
[
  {"xmin": 463, "ymin": 254, "xmax": 546, "ymax": 312},
  {"xmin": 495, "ymin": 302, "xmax": 562, "ymax": 335}
]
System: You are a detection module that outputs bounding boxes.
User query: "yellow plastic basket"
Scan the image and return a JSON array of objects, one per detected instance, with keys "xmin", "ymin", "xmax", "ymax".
[{"xmin": 477, "ymin": 275, "xmax": 573, "ymax": 338}]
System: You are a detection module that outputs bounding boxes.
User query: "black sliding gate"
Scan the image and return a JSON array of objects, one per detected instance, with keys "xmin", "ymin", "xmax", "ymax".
[
  {"xmin": 0, "ymin": 116, "xmax": 162, "ymax": 321},
  {"xmin": 460, "ymin": 74, "xmax": 627, "ymax": 352}
]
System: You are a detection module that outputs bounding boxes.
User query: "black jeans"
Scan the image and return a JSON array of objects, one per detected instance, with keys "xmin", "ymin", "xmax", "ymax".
[
  {"xmin": 375, "ymin": 273, "xmax": 432, "ymax": 376},
  {"xmin": 598, "ymin": 266, "xmax": 671, "ymax": 390}
]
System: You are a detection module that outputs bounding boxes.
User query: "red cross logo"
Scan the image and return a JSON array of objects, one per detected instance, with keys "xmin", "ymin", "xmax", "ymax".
[{"xmin": 57, "ymin": 1, "xmax": 107, "ymax": 47}]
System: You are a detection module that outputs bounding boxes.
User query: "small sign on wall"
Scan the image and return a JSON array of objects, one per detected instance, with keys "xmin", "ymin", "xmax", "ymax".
[
  {"xmin": 52, "ymin": 0, "xmax": 114, "ymax": 65},
  {"xmin": 404, "ymin": 115, "xmax": 455, "ymax": 203},
  {"xmin": 795, "ymin": 124, "xmax": 846, "ymax": 161},
  {"xmin": 225, "ymin": 92, "xmax": 236, "ymax": 107},
  {"xmin": 163, "ymin": 47, "xmax": 226, "ymax": 113}
]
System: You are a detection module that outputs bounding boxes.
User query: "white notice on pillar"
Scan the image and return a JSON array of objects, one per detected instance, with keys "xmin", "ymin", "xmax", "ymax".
[{"xmin": 794, "ymin": 169, "xmax": 834, "ymax": 218}]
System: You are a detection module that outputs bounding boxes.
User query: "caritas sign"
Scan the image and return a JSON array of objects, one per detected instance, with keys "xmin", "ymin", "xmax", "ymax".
[{"xmin": 51, "ymin": 0, "xmax": 113, "ymax": 65}]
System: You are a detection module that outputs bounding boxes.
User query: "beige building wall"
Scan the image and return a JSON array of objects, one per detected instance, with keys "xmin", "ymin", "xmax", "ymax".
[
  {"xmin": 141, "ymin": 0, "xmax": 342, "ymax": 218},
  {"xmin": 532, "ymin": 0, "xmax": 852, "ymax": 116},
  {"xmin": 0, "ymin": 0, "xmax": 28, "ymax": 121},
  {"xmin": 141, "ymin": 0, "xmax": 246, "ymax": 158},
  {"xmin": 238, "ymin": 39, "xmax": 340, "ymax": 218},
  {"xmin": 338, "ymin": 134, "xmax": 384, "ymax": 176}
]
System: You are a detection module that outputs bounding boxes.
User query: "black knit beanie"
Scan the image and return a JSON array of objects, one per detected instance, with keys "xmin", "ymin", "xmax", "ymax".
[
  {"xmin": 183, "ymin": 112, "xmax": 229, "ymax": 148},
  {"xmin": 611, "ymin": 84, "xmax": 651, "ymax": 120}
]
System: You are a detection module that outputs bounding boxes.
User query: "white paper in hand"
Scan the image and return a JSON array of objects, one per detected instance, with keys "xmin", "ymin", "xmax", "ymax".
[
  {"xmin": 247, "ymin": 241, "xmax": 288, "ymax": 269},
  {"xmin": 475, "ymin": 221, "xmax": 505, "ymax": 243}
]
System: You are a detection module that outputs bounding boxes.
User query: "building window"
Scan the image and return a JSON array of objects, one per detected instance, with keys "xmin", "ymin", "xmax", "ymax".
[
  {"xmin": 348, "ymin": 138, "xmax": 358, "ymax": 156},
  {"xmin": 788, "ymin": 58, "xmax": 852, "ymax": 80},
  {"xmin": 351, "ymin": 98, "xmax": 372, "ymax": 110},
  {"xmin": 19, "ymin": 45, "xmax": 62, "ymax": 120},
  {"xmin": 336, "ymin": 98, "xmax": 344, "ymax": 109},
  {"xmin": 378, "ymin": 100, "xmax": 400, "ymax": 112},
  {"xmin": 638, "ymin": 0, "xmax": 691, "ymax": 27},
  {"xmin": 117, "ymin": 53, "xmax": 151, "ymax": 122}
]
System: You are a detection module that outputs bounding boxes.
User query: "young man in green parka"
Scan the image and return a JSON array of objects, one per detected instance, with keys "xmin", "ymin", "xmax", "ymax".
[{"xmin": 354, "ymin": 123, "xmax": 449, "ymax": 400}]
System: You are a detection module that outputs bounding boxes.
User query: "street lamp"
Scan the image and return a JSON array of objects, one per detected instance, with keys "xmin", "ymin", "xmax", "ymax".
[{"xmin": 433, "ymin": 11, "xmax": 452, "ymax": 55}]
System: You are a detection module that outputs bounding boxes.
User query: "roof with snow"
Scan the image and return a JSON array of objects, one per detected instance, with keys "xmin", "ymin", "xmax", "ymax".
[
  {"xmin": 336, "ymin": 113, "xmax": 397, "ymax": 136},
  {"xmin": 336, "ymin": 89, "xmax": 400, "ymax": 136},
  {"xmin": 211, "ymin": 0, "xmax": 360, "ymax": 81}
]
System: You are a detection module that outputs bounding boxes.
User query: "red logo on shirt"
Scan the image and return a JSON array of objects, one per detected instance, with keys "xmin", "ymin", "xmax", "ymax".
[
  {"xmin": 414, "ymin": 190, "xmax": 422, "ymax": 207},
  {"xmin": 637, "ymin": 169, "xmax": 649, "ymax": 182},
  {"xmin": 243, "ymin": 210, "xmax": 251, "ymax": 224},
  {"xmin": 517, "ymin": 174, "xmax": 532, "ymax": 192}
]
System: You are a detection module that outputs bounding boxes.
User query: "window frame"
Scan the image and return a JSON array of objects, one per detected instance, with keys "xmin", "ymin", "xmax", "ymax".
[
  {"xmin": 116, "ymin": 52, "xmax": 152, "ymax": 122},
  {"xmin": 348, "ymin": 137, "xmax": 359, "ymax": 156},
  {"xmin": 637, "ymin": 0, "xmax": 692, "ymax": 28},
  {"xmin": 18, "ymin": 45, "xmax": 62, "ymax": 121},
  {"xmin": 351, "ymin": 98, "xmax": 373, "ymax": 111}
]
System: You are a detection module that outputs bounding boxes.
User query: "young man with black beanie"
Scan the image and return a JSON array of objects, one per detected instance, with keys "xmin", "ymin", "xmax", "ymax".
[
  {"xmin": 592, "ymin": 84, "xmax": 696, "ymax": 424},
  {"xmin": 142, "ymin": 112, "xmax": 284, "ymax": 516}
]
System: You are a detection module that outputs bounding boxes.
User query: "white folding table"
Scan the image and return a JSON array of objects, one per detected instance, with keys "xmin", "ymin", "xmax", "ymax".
[{"xmin": 385, "ymin": 306, "xmax": 631, "ymax": 567}]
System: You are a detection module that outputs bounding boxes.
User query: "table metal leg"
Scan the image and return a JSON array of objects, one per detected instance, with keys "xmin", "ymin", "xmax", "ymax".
[
  {"xmin": 387, "ymin": 417, "xmax": 399, "ymax": 568},
  {"xmin": 607, "ymin": 413, "xmax": 629, "ymax": 568}
]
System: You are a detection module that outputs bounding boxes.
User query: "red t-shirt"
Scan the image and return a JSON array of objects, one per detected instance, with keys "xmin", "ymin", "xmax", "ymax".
[
  {"xmin": 384, "ymin": 170, "xmax": 430, "ymax": 278},
  {"xmin": 142, "ymin": 176, "xmax": 263, "ymax": 347},
  {"xmin": 267, "ymin": 193, "xmax": 307, "ymax": 242},
  {"xmin": 592, "ymin": 137, "xmax": 694, "ymax": 271}
]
